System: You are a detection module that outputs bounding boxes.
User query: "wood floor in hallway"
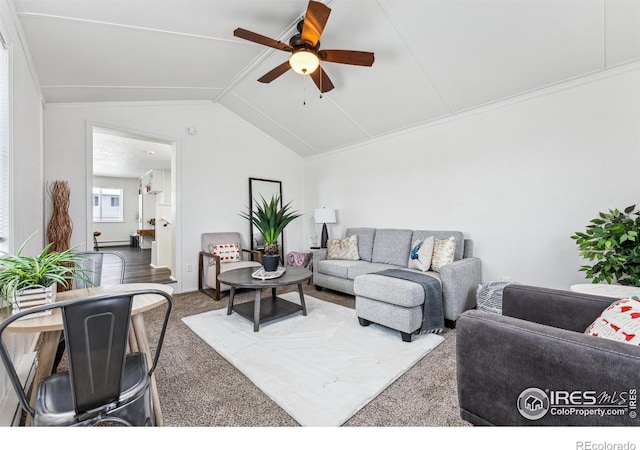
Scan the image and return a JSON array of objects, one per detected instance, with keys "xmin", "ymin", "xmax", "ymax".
[{"xmin": 101, "ymin": 245, "xmax": 174, "ymax": 285}]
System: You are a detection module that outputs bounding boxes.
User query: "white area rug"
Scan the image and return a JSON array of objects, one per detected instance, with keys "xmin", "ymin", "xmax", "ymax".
[{"xmin": 182, "ymin": 292, "xmax": 444, "ymax": 426}]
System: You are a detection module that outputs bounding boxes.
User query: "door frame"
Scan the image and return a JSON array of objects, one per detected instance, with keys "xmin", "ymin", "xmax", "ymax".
[{"xmin": 85, "ymin": 122, "xmax": 181, "ymax": 292}]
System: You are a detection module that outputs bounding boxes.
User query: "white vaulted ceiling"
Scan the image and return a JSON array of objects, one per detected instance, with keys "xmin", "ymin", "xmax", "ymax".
[{"xmin": 12, "ymin": 0, "xmax": 640, "ymax": 157}]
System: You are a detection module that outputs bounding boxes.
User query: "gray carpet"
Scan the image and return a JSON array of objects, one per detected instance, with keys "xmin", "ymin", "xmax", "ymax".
[{"xmin": 144, "ymin": 284, "xmax": 469, "ymax": 427}]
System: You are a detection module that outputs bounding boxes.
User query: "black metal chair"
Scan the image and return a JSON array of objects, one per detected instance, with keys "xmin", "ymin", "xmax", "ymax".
[
  {"xmin": 0, "ymin": 289, "xmax": 172, "ymax": 426},
  {"xmin": 52, "ymin": 251, "xmax": 127, "ymax": 372},
  {"xmin": 74, "ymin": 251, "xmax": 126, "ymax": 289}
]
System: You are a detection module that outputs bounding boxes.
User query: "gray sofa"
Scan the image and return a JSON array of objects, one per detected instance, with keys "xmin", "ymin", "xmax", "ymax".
[
  {"xmin": 311, "ymin": 228, "xmax": 481, "ymax": 332},
  {"xmin": 457, "ymin": 284, "xmax": 640, "ymax": 425}
]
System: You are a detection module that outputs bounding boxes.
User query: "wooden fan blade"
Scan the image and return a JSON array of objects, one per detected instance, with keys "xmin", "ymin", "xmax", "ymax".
[
  {"xmin": 257, "ymin": 61, "xmax": 292, "ymax": 83},
  {"xmin": 319, "ymin": 49, "xmax": 375, "ymax": 66},
  {"xmin": 301, "ymin": 1, "xmax": 331, "ymax": 47},
  {"xmin": 233, "ymin": 28, "xmax": 293, "ymax": 52},
  {"xmin": 310, "ymin": 66, "xmax": 335, "ymax": 93}
]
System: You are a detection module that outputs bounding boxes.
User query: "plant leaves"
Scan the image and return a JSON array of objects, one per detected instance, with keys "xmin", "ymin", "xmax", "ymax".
[
  {"xmin": 238, "ymin": 194, "xmax": 302, "ymax": 255},
  {"xmin": 573, "ymin": 205, "xmax": 640, "ymax": 287}
]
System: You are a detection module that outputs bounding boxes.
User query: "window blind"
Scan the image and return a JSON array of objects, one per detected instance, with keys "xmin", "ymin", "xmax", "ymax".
[{"xmin": 0, "ymin": 33, "xmax": 9, "ymax": 252}]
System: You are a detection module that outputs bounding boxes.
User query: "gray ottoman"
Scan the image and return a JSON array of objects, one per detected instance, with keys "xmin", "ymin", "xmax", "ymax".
[{"xmin": 354, "ymin": 273, "xmax": 439, "ymax": 342}]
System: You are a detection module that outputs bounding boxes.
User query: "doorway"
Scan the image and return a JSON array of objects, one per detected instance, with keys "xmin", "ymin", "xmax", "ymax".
[{"xmin": 90, "ymin": 126, "xmax": 176, "ymax": 285}]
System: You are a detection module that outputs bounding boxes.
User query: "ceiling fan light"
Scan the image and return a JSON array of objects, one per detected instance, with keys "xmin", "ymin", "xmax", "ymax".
[{"xmin": 289, "ymin": 50, "xmax": 320, "ymax": 75}]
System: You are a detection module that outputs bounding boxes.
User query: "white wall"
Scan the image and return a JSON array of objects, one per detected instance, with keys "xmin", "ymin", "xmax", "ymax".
[
  {"xmin": 44, "ymin": 101, "xmax": 305, "ymax": 293},
  {"xmin": 304, "ymin": 66, "xmax": 640, "ymax": 290},
  {"xmin": 92, "ymin": 175, "xmax": 138, "ymax": 246},
  {"xmin": 1, "ymin": 0, "xmax": 43, "ymax": 253},
  {"xmin": 0, "ymin": 0, "xmax": 43, "ymax": 423}
]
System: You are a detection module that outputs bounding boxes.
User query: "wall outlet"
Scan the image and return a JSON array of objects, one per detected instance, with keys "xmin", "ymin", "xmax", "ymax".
[
  {"xmin": 501, "ymin": 275, "xmax": 511, "ymax": 282},
  {"xmin": 186, "ymin": 264, "xmax": 192, "ymax": 272}
]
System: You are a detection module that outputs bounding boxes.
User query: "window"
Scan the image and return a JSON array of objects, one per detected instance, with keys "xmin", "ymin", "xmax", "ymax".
[
  {"xmin": 92, "ymin": 187, "xmax": 124, "ymax": 222},
  {"xmin": 0, "ymin": 32, "xmax": 9, "ymax": 253}
]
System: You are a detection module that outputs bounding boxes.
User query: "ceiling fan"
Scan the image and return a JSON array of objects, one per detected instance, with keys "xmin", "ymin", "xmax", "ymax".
[{"xmin": 233, "ymin": 0, "xmax": 374, "ymax": 93}]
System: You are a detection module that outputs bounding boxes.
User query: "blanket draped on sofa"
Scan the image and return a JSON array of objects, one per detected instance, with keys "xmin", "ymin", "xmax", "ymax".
[{"xmin": 374, "ymin": 269, "xmax": 444, "ymax": 334}]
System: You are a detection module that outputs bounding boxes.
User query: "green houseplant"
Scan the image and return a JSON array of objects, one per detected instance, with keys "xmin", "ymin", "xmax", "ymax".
[
  {"xmin": 571, "ymin": 205, "xmax": 640, "ymax": 286},
  {"xmin": 240, "ymin": 195, "xmax": 302, "ymax": 272},
  {"xmin": 0, "ymin": 234, "xmax": 91, "ymax": 315}
]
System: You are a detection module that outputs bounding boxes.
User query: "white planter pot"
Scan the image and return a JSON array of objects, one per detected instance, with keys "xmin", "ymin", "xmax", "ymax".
[{"xmin": 12, "ymin": 284, "xmax": 57, "ymax": 319}]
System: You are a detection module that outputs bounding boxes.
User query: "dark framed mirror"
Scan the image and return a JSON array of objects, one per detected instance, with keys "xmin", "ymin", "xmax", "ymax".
[{"xmin": 248, "ymin": 177, "xmax": 284, "ymax": 261}]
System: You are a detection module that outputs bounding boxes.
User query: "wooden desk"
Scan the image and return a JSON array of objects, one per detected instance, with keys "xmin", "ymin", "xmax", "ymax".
[
  {"xmin": 3, "ymin": 283, "xmax": 172, "ymax": 426},
  {"xmin": 137, "ymin": 229, "xmax": 155, "ymax": 250}
]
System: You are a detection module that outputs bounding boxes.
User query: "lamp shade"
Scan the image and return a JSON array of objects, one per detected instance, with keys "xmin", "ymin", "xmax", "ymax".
[{"xmin": 314, "ymin": 208, "xmax": 336, "ymax": 224}]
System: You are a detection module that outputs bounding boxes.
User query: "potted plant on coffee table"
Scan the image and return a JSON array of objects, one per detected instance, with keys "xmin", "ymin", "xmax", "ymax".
[
  {"xmin": 0, "ymin": 234, "xmax": 91, "ymax": 317},
  {"xmin": 240, "ymin": 195, "xmax": 302, "ymax": 272}
]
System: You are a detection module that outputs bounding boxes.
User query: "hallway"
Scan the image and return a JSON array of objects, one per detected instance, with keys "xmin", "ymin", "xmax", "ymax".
[{"xmin": 101, "ymin": 246, "xmax": 174, "ymax": 285}]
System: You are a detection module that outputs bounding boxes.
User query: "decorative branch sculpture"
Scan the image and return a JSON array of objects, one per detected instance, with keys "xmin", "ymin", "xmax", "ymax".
[{"xmin": 47, "ymin": 180, "xmax": 73, "ymax": 254}]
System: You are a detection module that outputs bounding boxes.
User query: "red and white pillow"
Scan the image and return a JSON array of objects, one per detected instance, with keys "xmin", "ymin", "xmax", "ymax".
[
  {"xmin": 207, "ymin": 243, "xmax": 241, "ymax": 264},
  {"xmin": 585, "ymin": 297, "xmax": 640, "ymax": 346}
]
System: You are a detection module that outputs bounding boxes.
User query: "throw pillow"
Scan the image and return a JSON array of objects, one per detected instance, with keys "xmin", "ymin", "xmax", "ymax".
[
  {"xmin": 585, "ymin": 297, "xmax": 640, "ymax": 346},
  {"xmin": 431, "ymin": 237, "xmax": 456, "ymax": 273},
  {"xmin": 327, "ymin": 235, "xmax": 360, "ymax": 260},
  {"xmin": 207, "ymin": 243, "xmax": 241, "ymax": 265},
  {"xmin": 408, "ymin": 236, "xmax": 435, "ymax": 272}
]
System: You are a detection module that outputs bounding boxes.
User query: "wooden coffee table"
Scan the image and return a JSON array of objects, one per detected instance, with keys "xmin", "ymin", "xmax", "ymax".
[{"xmin": 217, "ymin": 266, "xmax": 312, "ymax": 331}]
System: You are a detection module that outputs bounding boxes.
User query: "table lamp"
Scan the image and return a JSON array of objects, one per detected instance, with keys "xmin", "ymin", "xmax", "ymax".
[{"xmin": 314, "ymin": 207, "xmax": 337, "ymax": 248}]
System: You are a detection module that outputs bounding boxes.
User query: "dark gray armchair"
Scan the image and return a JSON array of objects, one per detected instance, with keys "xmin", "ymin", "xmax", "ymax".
[{"xmin": 456, "ymin": 284, "xmax": 640, "ymax": 426}]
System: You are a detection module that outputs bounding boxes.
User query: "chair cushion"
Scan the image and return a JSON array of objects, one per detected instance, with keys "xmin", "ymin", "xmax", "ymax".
[
  {"xmin": 585, "ymin": 297, "xmax": 640, "ymax": 346},
  {"xmin": 202, "ymin": 232, "xmax": 243, "ymax": 248},
  {"xmin": 205, "ymin": 261, "xmax": 262, "ymax": 290}
]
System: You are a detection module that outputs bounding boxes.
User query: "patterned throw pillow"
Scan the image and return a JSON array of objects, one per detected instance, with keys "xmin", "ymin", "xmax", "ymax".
[
  {"xmin": 585, "ymin": 297, "xmax": 640, "ymax": 346},
  {"xmin": 207, "ymin": 243, "xmax": 241, "ymax": 265},
  {"xmin": 430, "ymin": 237, "xmax": 456, "ymax": 273},
  {"xmin": 327, "ymin": 235, "xmax": 360, "ymax": 260},
  {"xmin": 408, "ymin": 236, "xmax": 435, "ymax": 272}
]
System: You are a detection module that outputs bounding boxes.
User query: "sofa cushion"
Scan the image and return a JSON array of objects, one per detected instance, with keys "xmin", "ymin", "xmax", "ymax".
[
  {"xmin": 371, "ymin": 229, "xmax": 413, "ymax": 267},
  {"xmin": 585, "ymin": 297, "xmax": 640, "ymax": 346},
  {"xmin": 347, "ymin": 262, "xmax": 400, "ymax": 280},
  {"xmin": 317, "ymin": 259, "xmax": 359, "ymax": 278},
  {"xmin": 327, "ymin": 235, "xmax": 360, "ymax": 260},
  {"xmin": 408, "ymin": 237, "xmax": 435, "ymax": 272},
  {"xmin": 412, "ymin": 230, "xmax": 465, "ymax": 261},
  {"xmin": 346, "ymin": 228, "xmax": 376, "ymax": 262},
  {"xmin": 354, "ymin": 271, "xmax": 441, "ymax": 308}
]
